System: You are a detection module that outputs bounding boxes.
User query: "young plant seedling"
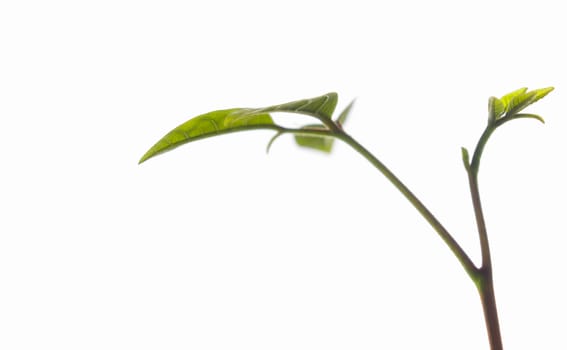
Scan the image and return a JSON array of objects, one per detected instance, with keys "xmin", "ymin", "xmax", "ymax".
[{"xmin": 139, "ymin": 87, "xmax": 554, "ymax": 350}]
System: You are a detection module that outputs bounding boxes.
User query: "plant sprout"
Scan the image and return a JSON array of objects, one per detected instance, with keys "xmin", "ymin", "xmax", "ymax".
[{"xmin": 139, "ymin": 87, "xmax": 554, "ymax": 349}]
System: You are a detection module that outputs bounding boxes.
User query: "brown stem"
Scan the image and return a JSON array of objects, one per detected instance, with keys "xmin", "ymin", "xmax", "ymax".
[{"xmin": 478, "ymin": 268, "xmax": 503, "ymax": 350}]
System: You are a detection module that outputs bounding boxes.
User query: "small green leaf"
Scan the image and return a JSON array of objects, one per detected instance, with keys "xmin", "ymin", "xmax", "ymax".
[
  {"xmin": 139, "ymin": 108, "xmax": 276, "ymax": 164},
  {"xmin": 496, "ymin": 86, "xmax": 554, "ymax": 122},
  {"xmin": 471, "ymin": 86, "xmax": 554, "ymax": 174},
  {"xmin": 337, "ymin": 99, "xmax": 356, "ymax": 125},
  {"xmin": 242, "ymin": 92, "xmax": 338, "ymax": 121},
  {"xmin": 502, "ymin": 87, "xmax": 553, "ymax": 117},
  {"xmin": 294, "ymin": 124, "xmax": 335, "ymax": 153},
  {"xmin": 494, "ymin": 87, "xmax": 554, "ymax": 121}
]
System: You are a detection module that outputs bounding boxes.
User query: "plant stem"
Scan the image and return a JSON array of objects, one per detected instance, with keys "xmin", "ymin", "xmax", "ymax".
[
  {"xmin": 467, "ymin": 172, "xmax": 492, "ymax": 269},
  {"xmin": 467, "ymin": 168, "xmax": 503, "ymax": 350},
  {"xmin": 470, "ymin": 125, "xmax": 496, "ymax": 175},
  {"xmin": 335, "ymin": 130, "xmax": 478, "ymax": 280},
  {"xmin": 477, "ymin": 268, "xmax": 503, "ymax": 350}
]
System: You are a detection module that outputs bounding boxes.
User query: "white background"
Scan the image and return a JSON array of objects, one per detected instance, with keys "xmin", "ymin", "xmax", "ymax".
[{"xmin": 1, "ymin": 1, "xmax": 566, "ymax": 349}]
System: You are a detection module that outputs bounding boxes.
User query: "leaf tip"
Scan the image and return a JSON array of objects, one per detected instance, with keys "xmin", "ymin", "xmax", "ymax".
[
  {"xmin": 533, "ymin": 86, "xmax": 555, "ymax": 101},
  {"xmin": 138, "ymin": 152, "xmax": 152, "ymax": 165}
]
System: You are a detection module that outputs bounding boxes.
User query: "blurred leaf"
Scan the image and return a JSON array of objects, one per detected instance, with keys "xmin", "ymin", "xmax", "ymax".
[
  {"xmin": 139, "ymin": 108, "xmax": 276, "ymax": 164},
  {"xmin": 242, "ymin": 92, "xmax": 338, "ymax": 121},
  {"xmin": 337, "ymin": 99, "xmax": 356, "ymax": 125},
  {"xmin": 294, "ymin": 124, "xmax": 335, "ymax": 153}
]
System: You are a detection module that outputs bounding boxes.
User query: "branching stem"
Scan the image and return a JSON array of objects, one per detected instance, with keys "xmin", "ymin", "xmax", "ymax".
[
  {"xmin": 283, "ymin": 121, "xmax": 504, "ymax": 350},
  {"xmin": 333, "ymin": 130, "xmax": 479, "ymax": 280}
]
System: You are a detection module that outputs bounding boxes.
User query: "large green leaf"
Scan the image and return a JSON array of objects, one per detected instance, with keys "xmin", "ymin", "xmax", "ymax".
[
  {"xmin": 241, "ymin": 92, "xmax": 338, "ymax": 121},
  {"xmin": 139, "ymin": 108, "xmax": 276, "ymax": 164},
  {"xmin": 139, "ymin": 92, "xmax": 342, "ymax": 163}
]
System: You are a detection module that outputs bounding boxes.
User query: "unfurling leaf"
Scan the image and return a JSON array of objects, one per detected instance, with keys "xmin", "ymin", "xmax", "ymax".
[
  {"xmin": 496, "ymin": 87, "xmax": 554, "ymax": 121},
  {"xmin": 506, "ymin": 90, "xmax": 539, "ymax": 116},
  {"xmin": 139, "ymin": 109, "xmax": 276, "ymax": 164},
  {"xmin": 488, "ymin": 97, "xmax": 505, "ymax": 124},
  {"xmin": 500, "ymin": 87, "xmax": 528, "ymax": 111},
  {"xmin": 472, "ymin": 86, "xmax": 554, "ymax": 174}
]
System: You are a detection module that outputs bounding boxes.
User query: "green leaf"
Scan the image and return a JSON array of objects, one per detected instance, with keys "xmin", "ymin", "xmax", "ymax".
[
  {"xmin": 241, "ymin": 92, "xmax": 338, "ymax": 121},
  {"xmin": 139, "ymin": 108, "xmax": 276, "ymax": 164},
  {"xmin": 139, "ymin": 92, "xmax": 344, "ymax": 164},
  {"xmin": 495, "ymin": 86, "xmax": 554, "ymax": 123},
  {"xmin": 337, "ymin": 99, "xmax": 356, "ymax": 125},
  {"xmin": 294, "ymin": 124, "xmax": 335, "ymax": 153},
  {"xmin": 471, "ymin": 86, "xmax": 554, "ymax": 174}
]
